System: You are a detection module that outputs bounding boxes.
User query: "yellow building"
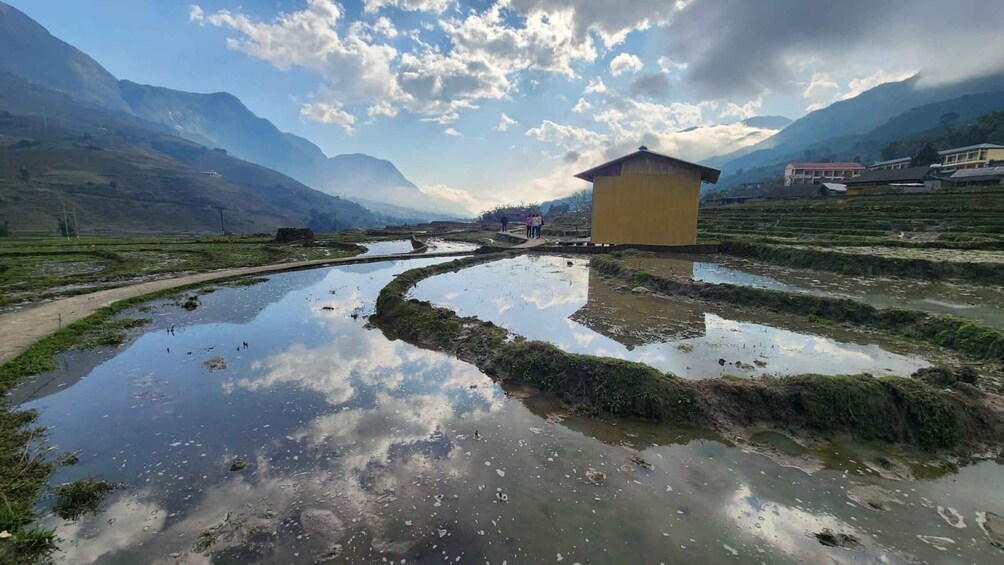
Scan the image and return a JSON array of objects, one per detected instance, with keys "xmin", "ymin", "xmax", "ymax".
[
  {"xmin": 938, "ymin": 144, "xmax": 1004, "ymax": 171},
  {"xmin": 575, "ymin": 146, "xmax": 720, "ymax": 246}
]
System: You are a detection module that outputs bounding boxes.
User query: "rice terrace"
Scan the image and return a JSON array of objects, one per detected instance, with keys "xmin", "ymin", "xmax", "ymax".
[{"xmin": 3, "ymin": 1, "xmax": 1004, "ymax": 564}]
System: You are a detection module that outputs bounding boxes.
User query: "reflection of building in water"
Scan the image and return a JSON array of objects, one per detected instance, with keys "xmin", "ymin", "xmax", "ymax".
[
  {"xmin": 620, "ymin": 255, "xmax": 700, "ymax": 282},
  {"xmin": 569, "ymin": 268, "xmax": 705, "ymax": 350}
]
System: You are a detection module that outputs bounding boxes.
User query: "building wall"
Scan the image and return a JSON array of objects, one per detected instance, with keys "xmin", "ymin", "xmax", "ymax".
[
  {"xmin": 785, "ymin": 167, "xmax": 862, "ymax": 185},
  {"xmin": 940, "ymin": 147, "xmax": 1004, "ymax": 170},
  {"xmin": 591, "ymin": 172, "xmax": 701, "ymax": 246}
]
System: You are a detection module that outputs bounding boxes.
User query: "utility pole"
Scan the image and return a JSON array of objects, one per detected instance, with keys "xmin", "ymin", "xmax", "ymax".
[
  {"xmin": 218, "ymin": 207, "xmax": 226, "ymax": 235},
  {"xmin": 61, "ymin": 202, "xmax": 70, "ymax": 239}
]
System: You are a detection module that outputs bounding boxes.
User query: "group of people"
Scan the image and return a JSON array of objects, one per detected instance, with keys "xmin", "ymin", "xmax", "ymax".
[
  {"xmin": 499, "ymin": 213, "xmax": 544, "ymax": 239},
  {"xmin": 525, "ymin": 213, "xmax": 544, "ymax": 239}
]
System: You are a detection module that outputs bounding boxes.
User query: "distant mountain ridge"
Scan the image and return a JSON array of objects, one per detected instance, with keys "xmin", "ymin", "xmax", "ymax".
[
  {"xmin": 0, "ymin": 1, "xmax": 462, "ymax": 218},
  {"xmin": 708, "ymin": 73, "xmax": 1004, "ymax": 183},
  {"xmin": 0, "ymin": 72, "xmax": 381, "ymax": 234}
]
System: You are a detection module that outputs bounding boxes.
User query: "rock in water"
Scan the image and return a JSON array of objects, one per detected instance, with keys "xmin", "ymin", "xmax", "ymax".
[{"xmin": 300, "ymin": 508, "xmax": 344, "ymax": 538}]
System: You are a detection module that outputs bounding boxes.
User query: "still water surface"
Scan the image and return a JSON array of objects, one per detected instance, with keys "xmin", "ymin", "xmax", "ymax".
[
  {"xmin": 411, "ymin": 255, "xmax": 930, "ymax": 378},
  {"xmin": 22, "ymin": 256, "xmax": 1003, "ymax": 563},
  {"xmin": 622, "ymin": 253, "xmax": 1004, "ymax": 329}
]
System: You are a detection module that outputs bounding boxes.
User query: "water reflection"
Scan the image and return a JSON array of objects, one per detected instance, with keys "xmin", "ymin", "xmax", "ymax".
[
  {"xmin": 623, "ymin": 254, "xmax": 1004, "ymax": 329},
  {"xmin": 411, "ymin": 255, "xmax": 929, "ymax": 378},
  {"xmin": 357, "ymin": 239, "xmax": 416, "ymax": 256},
  {"xmin": 21, "ymin": 256, "xmax": 1003, "ymax": 563}
]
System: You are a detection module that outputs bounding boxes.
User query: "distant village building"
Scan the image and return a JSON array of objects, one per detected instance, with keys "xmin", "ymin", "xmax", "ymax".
[
  {"xmin": 202, "ymin": 170, "xmax": 223, "ymax": 180},
  {"xmin": 575, "ymin": 146, "xmax": 720, "ymax": 246},
  {"xmin": 943, "ymin": 165, "xmax": 1004, "ymax": 187},
  {"xmin": 843, "ymin": 165, "xmax": 936, "ymax": 195},
  {"xmin": 702, "ymin": 182, "xmax": 844, "ymax": 207},
  {"xmin": 867, "ymin": 157, "xmax": 912, "ymax": 171},
  {"xmin": 783, "ymin": 162, "xmax": 864, "ymax": 185},
  {"xmin": 938, "ymin": 144, "xmax": 1004, "ymax": 171}
]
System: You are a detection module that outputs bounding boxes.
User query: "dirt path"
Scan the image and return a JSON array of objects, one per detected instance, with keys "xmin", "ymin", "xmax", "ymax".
[{"xmin": 0, "ymin": 250, "xmax": 476, "ymax": 365}]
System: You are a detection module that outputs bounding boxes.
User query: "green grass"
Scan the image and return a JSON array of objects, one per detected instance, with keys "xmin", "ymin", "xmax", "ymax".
[
  {"xmin": 52, "ymin": 479, "xmax": 118, "ymax": 521},
  {"xmin": 0, "ymin": 234, "xmax": 371, "ymax": 308}
]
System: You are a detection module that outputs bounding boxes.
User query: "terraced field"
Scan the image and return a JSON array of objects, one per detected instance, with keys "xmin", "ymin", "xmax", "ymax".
[{"xmin": 699, "ymin": 188, "xmax": 1004, "ymax": 250}]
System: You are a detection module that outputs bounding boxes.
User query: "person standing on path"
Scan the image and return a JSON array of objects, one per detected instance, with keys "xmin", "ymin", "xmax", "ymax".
[
  {"xmin": 525, "ymin": 215, "xmax": 532, "ymax": 238},
  {"xmin": 537, "ymin": 213, "xmax": 544, "ymax": 239},
  {"xmin": 530, "ymin": 214, "xmax": 541, "ymax": 239},
  {"xmin": 500, "ymin": 213, "xmax": 509, "ymax": 233}
]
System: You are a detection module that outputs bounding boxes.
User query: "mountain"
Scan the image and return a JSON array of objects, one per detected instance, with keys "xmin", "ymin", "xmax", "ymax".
[
  {"xmin": 0, "ymin": 2, "xmax": 123, "ymax": 109},
  {"xmin": 704, "ymin": 74, "xmax": 1004, "ymax": 189},
  {"xmin": 0, "ymin": 1, "xmax": 458, "ymax": 217},
  {"xmin": 741, "ymin": 115, "xmax": 792, "ymax": 130},
  {"xmin": 710, "ymin": 73, "xmax": 1004, "ymax": 180},
  {"xmin": 0, "ymin": 71, "xmax": 380, "ymax": 235}
]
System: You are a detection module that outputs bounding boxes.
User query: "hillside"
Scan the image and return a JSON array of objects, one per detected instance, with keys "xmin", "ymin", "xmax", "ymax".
[
  {"xmin": 709, "ymin": 73, "xmax": 1004, "ymax": 181},
  {"xmin": 0, "ymin": 74, "xmax": 379, "ymax": 235},
  {"xmin": 0, "ymin": 1, "xmax": 455, "ymax": 217}
]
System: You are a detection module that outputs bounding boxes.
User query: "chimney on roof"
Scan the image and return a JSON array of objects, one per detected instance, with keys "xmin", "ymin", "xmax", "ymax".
[{"xmin": 638, "ymin": 145, "xmax": 649, "ymax": 151}]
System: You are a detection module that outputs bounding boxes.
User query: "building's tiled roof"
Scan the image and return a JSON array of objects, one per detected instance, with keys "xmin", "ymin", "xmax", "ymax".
[
  {"xmin": 870, "ymin": 157, "xmax": 911, "ymax": 167},
  {"xmin": 844, "ymin": 165, "xmax": 933, "ymax": 185},
  {"xmin": 575, "ymin": 147, "xmax": 720, "ymax": 183},
  {"xmin": 948, "ymin": 166, "xmax": 1004, "ymax": 181},
  {"xmin": 938, "ymin": 143, "xmax": 1004, "ymax": 155},
  {"xmin": 786, "ymin": 162, "xmax": 865, "ymax": 170}
]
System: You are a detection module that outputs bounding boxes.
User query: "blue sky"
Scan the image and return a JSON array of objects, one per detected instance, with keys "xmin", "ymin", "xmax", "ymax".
[{"xmin": 10, "ymin": 0, "xmax": 1004, "ymax": 212}]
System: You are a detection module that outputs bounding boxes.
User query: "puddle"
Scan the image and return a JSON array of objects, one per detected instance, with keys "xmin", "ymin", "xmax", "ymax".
[
  {"xmin": 22, "ymin": 257, "xmax": 1003, "ymax": 563},
  {"xmin": 411, "ymin": 255, "xmax": 930, "ymax": 378},
  {"xmin": 622, "ymin": 254, "xmax": 1004, "ymax": 329},
  {"xmin": 357, "ymin": 239, "xmax": 417, "ymax": 256},
  {"xmin": 425, "ymin": 238, "xmax": 480, "ymax": 253}
]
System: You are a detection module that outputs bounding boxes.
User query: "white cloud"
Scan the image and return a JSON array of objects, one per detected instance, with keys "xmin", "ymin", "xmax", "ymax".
[
  {"xmin": 841, "ymin": 70, "xmax": 916, "ymax": 101},
  {"xmin": 419, "ymin": 184, "xmax": 493, "ymax": 213},
  {"xmin": 194, "ymin": 0, "xmax": 602, "ymax": 129},
  {"xmin": 363, "ymin": 0, "xmax": 452, "ymax": 14},
  {"xmin": 371, "ymin": 16, "xmax": 399, "ymax": 38},
  {"xmin": 188, "ymin": 5, "xmax": 205, "ymax": 23},
  {"xmin": 803, "ymin": 70, "xmax": 915, "ymax": 112},
  {"xmin": 443, "ymin": 127, "xmax": 462, "ymax": 136},
  {"xmin": 718, "ymin": 95, "xmax": 763, "ymax": 121},
  {"xmin": 300, "ymin": 102, "xmax": 356, "ymax": 133},
  {"xmin": 583, "ymin": 77, "xmax": 608, "ymax": 94},
  {"xmin": 525, "ymin": 120, "xmax": 605, "ymax": 149},
  {"xmin": 496, "ymin": 112, "xmax": 517, "ymax": 132},
  {"xmin": 657, "ymin": 56, "xmax": 687, "ymax": 74},
  {"xmin": 572, "ymin": 97, "xmax": 591, "ymax": 113},
  {"xmin": 609, "ymin": 52, "xmax": 643, "ymax": 76}
]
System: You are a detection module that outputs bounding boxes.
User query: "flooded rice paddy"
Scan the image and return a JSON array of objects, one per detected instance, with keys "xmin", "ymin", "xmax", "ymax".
[
  {"xmin": 20, "ymin": 256, "xmax": 1004, "ymax": 563},
  {"xmin": 357, "ymin": 240, "xmax": 417, "ymax": 257},
  {"xmin": 621, "ymin": 253, "xmax": 1004, "ymax": 329},
  {"xmin": 411, "ymin": 255, "xmax": 931, "ymax": 378}
]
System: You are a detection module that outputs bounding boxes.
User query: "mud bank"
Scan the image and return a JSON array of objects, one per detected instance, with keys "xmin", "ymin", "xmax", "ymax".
[
  {"xmin": 592, "ymin": 255, "xmax": 1004, "ymax": 364},
  {"xmin": 372, "ymin": 254, "xmax": 1004, "ymax": 452}
]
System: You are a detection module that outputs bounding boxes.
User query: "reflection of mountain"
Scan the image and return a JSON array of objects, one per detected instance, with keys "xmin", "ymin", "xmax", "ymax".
[{"xmin": 570, "ymin": 269, "xmax": 705, "ymax": 349}]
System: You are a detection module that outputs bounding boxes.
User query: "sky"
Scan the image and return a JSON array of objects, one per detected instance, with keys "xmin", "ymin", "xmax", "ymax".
[{"xmin": 9, "ymin": 0, "xmax": 1004, "ymax": 212}]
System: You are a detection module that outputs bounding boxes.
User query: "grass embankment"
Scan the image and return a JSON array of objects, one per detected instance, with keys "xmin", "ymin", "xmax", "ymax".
[
  {"xmin": 592, "ymin": 255, "xmax": 1004, "ymax": 363},
  {"xmin": 372, "ymin": 254, "xmax": 1004, "ymax": 453},
  {"xmin": 0, "ymin": 234, "xmax": 366, "ymax": 308},
  {"xmin": 719, "ymin": 241, "xmax": 1004, "ymax": 285}
]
